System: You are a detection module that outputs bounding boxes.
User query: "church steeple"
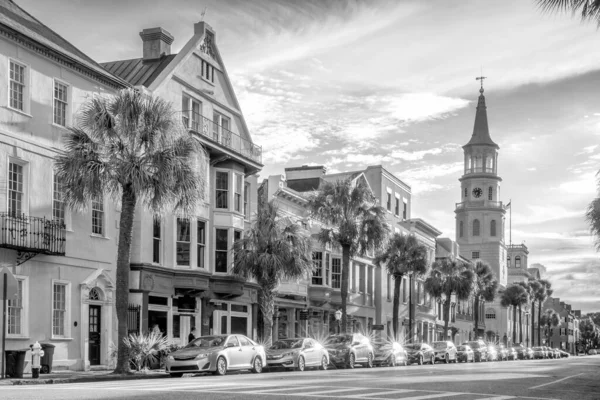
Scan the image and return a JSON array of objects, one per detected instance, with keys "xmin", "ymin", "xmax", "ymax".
[{"xmin": 464, "ymin": 78, "xmax": 499, "ymax": 149}]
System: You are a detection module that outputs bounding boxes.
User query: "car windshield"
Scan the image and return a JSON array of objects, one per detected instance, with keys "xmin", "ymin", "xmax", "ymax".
[
  {"xmin": 186, "ymin": 336, "xmax": 226, "ymax": 348},
  {"xmin": 325, "ymin": 335, "xmax": 352, "ymax": 345},
  {"xmin": 432, "ymin": 342, "xmax": 447, "ymax": 349},
  {"xmin": 270, "ymin": 339, "xmax": 303, "ymax": 350},
  {"xmin": 404, "ymin": 344, "xmax": 422, "ymax": 350}
]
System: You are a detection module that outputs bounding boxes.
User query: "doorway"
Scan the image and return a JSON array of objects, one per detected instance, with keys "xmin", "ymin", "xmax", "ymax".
[{"xmin": 89, "ymin": 305, "xmax": 101, "ymax": 365}]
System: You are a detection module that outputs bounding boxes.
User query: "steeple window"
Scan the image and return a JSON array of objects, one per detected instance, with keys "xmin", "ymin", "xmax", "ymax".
[
  {"xmin": 515, "ymin": 256, "xmax": 521, "ymax": 269},
  {"xmin": 488, "ymin": 187, "xmax": 493, "ymax": 200},
  {"xmin": 474, "ymin": 156, "xmax": 483, "ymax": 172},
  {"xmin": 490, "ymin": 220, "xmax": 496, "ymax": 237},
  {"xmin": 464, "ymin": 188, "xmax": 467, "ymax": 198},
  {"xmin": 459, "ymin": 221, "xmax": 464, "ymax": 237},
  {"xmin": 472, "ymin": 219, "xmax": 480, "ymax": 236}
]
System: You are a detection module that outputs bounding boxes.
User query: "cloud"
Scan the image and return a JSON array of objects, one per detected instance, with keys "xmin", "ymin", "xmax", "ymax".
[{"xmin": 377, "ymin": 93, "xmax": 471, "ymax": 122}]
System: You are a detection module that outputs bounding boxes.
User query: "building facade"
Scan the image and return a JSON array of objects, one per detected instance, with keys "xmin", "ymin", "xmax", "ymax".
[
  {"xmin": 543, "ymin": 297, "xmax": 579, "ymax": 354},
  {"xmin": 0, "ymin": 0, "xmax": 129, "ymax": 371}
]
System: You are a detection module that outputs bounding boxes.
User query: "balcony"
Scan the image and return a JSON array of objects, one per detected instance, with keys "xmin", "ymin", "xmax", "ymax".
[
  {"xmin": 182, "ymin": 111, "xmax": 262, "ymax": 164},
  {"xmin": 0, "ymin": 213, "xmax": 66, "ymax": 257},
  {"xmin": 465, "ymin": 167, "xmax": 495, "ymax": 175},
  {"xmin": 455, "ymin": 200, "xmax": 504, "ymax": 210}
]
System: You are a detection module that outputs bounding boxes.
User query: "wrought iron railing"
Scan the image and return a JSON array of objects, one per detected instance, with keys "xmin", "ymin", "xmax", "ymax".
[
  {"xmin": 181, "ymin": 111, "xmax": 262, "ymax": 164},
  {"xmin": 0, "ymin": 213, "xmax": 66, "ymax": 255}
]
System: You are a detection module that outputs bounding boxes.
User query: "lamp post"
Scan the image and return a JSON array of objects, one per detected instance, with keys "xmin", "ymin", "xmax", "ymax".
[{"xmin": 334, "ymin": 309, "xmax": 342, "ymax": 334}]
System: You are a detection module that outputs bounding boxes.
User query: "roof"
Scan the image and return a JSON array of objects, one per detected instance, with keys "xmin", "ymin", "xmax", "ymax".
[
  {"xmin": 464, "ymin": 88, "xmax": 499, "ymax": 149},
  {"xmin": 100, "ymin": 55, "xmax": 177, "ymax": 87},
  {"xmin": 287, "ymin": 177, "xmax": 323, "ymax": 193},
  {"xmin": 0, "ymin": 0, "xmax": 127, "ymax": 87}
]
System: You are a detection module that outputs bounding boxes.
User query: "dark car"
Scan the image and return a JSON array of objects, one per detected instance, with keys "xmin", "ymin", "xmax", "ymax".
[
  {"xmin": 532, "ymin": 346, "xmax": 546, "ymax": 359},
  {"xmin": 456, "ymin": 345, "xmax": 474, "ymax": 363},
  {"xmin": 325, "ymin": 333, "xmax": 374, "ymax": 369},
  {"xmin": 513, "ymin": 345, "xmax": 527, "ymax": 360},
  {"xmin": 405, "ymin": 343, "xmax": 435, "ymax": 365},
  {"xmin": 497, "ymin": 344, "xmax": 509, "ymax": 361},
  {"xmin": 373, "ymin": 342, "xmax": 408, "ymax": 367},
  {"xmin": 463, "ymin": 340, "xmax": 488, "ymax": 362}
]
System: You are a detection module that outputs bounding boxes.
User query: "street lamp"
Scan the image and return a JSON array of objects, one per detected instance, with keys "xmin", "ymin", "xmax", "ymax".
[{"xmin": 334, "ymin": 309, "xmax": 342, "ymax": 334}]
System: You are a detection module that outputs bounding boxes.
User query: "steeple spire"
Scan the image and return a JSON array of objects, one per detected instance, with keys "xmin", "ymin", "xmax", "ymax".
[{"xmin": 464, "ymin": 77, "xmax": 499, "ymax": 149}]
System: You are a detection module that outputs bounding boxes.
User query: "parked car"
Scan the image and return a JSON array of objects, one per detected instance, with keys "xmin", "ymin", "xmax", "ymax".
[
  {"xmin": 532, "ymin": 346, "xmax": 546, "ymax": 359},
  {"xmin": 456, "ymin": 345, "xmax": 474, "ymax": 363},
  {"xmin": 551, "ymin": 348, "xmax": 562, "ymax": 359},
  {"xmin": 463, "ymin": 340, "xmax": 488, "ymax": 362},
  {"xmin": 266, "ymin": 338, "xmax": 329, "ymax": 371},
  {"xmin": 486, "ymin": 345, "xmax": 499, "ymax": 361},
  {"xmin": 514, "ymin": 345, "xmax": 527, "ymax": 360},
  {"xmin": 431, "ymin": 341, "xmax": 458, "ymax": 364},
  {"xmin": 405, "ymin": 343, "xmax": 435, "ymax": 365},
  {"xmin": 525, "ymin": 347, "xmax": 535, "ymax": 360},
  {"xmin": 496, "ymin": 344, "xmax": 509, "ymax": 361},
  {"xmin": 166, "ymin": 334, "xmax": 266, "ymax": 377},
  {"xmin": 558, "ymin": 350, "xmax": 570, "ymax": 358},
  {"xmin": 588, "ymin": 349, "xmax": 597, "ymax": 355},
  {"xmin": 542, "ymin": 346, "xmax": 555, "ymax": 359},
  {"xmin": 507, "ymin": 347, "xmax": 518, "ymax": 361},
  {"xmin": 325, "ymin": 333, "xmax": 374, "ymax": 369},
  {"xmin": 373, "ymin": 342, "xmax": 408, "ymax": 367}
]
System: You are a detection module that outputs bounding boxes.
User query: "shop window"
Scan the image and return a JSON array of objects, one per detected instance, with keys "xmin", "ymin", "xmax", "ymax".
[{"xmin": 215, "ymin": 229, "xmax": 228, "ymax": 273}]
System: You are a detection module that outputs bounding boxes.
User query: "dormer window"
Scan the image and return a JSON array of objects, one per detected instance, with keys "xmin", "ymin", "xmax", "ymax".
[{"xmin": 201, "ymin": 60, "xmax": 214, "ymax": 83}]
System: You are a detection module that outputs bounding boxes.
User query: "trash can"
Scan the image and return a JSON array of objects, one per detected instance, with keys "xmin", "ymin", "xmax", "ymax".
[
  {"xmin": 4, "ymin": 349, "xmax": 28, "ymax": 378},
  {"xmin": 40, "ymin": 343, "xmax": 55, "ymax": 374}
]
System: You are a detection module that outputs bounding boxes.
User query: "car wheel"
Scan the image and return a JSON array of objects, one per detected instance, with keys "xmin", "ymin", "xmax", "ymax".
[
  {"xmin": 431, "ymin": 355, "xmax": 435, "ymax": 365},
  {"xmin": 366, "ymin": 353, "xmax": 374, "ymax": 368},
  {"xmin": 320, "ymin": 355, "xmax": 328, "ymax": 371},
  {"xmin": 347, "ymin": 353, "xmax": 355, "ymax": 369},
  {"xmin": 388, "ymin": 355, "xmax": 397, "ymax": 367},
  {"xmin": 215, "ymin": 356, "xmax": 227, "ymax": 376},
  {"xmin": 445, "ymin": 354, "xmax": 449, "ymax": 364},
  {"xmin": 297, "ymin": 356, "xmax": 305, "ymax": 372},
  {"xmin": 169, "ymin": 373, "xmax": 183, "ymax": 378},
  {"xmin": 418, "ymin": 355, "xmax": 424, "ymax": 366},
  {"xmin": 251, "ymin": 356, "xmax": 263, "ymax": 374}
]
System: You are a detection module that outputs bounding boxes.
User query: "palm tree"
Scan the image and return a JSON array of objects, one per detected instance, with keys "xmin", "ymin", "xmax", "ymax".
[
  {"xmin": 587, "ymin": 195, "xmax": 600, "ymax": 251},
  {"xmin": 526, "ymin": 280, "xmax": 543, "ymax": 346},
  {"xmin": 515, "ymin": 282, "xmax": 533, "ymax": 345},
  {"xmin": 536, "ymin": 0, "xmax": 600, "ymax": 26},
  {"xmin": 536, "ymin": 279, "xmax": 553, "ymax": 346},
  {"xmin": 471, "ymin": 260, "xmax": 499, "ymax": 339},
  {"xmin": 231, "ymin": 200, "xmax": 313, "ymax": 346},
  {"xmin": 540, "ymin": 309, "xmax": 560, "ymax": 346},
  {"xmin": 55, "ymin": 89, "xmax": 205, "ymax": 374},
  {"xmin": 308, "ymin": 179, "xmax": 389, "ymax": 333},
  {"xmin": 500, "ymin": 284, "xmax": 529, "ymax": 345},
  {"xmin": 424, "ymin": 256, "xmax": 474, "ymax": 339},
  {"xmin": 374, "ymin": 233, "xmax": 429, "ymax": 339}
]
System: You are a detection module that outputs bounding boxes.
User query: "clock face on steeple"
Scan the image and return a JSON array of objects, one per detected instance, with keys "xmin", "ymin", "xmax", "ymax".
[{"xmin": 472, "ymin": 187, "xmax": 483, "ymax": 198}]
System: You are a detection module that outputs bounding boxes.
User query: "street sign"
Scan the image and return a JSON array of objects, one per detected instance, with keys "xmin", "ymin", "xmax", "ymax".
[
  {"xmin": 1, "ymin": 267, "xmax": 18, "ymax": 300},
  {"xmin": 371, "ymin": 324, "xmax": 384, "ymax": 331}
]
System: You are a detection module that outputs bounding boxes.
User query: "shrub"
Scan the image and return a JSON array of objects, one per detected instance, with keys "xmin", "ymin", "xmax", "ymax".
[{"xmin": 123, "ymin": 331, "xmax": 169, "ymax": 371}]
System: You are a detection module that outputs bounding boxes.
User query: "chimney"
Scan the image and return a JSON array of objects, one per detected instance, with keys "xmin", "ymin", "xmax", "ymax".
[{"xmin": 139, "ymin": 27, "xmax": 174, "ymax": 60}]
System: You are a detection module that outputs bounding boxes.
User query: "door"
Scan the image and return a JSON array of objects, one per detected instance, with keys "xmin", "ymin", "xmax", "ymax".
[
  {"xmin": 89, "ymin": 305, "xmax": 101, "ymax": 365},
  {"xmin": 224, "ymin": 336, "xmax": 243, "ymax": 368}
]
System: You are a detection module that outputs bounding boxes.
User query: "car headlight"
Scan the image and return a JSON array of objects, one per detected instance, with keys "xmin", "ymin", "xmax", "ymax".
[
  {"xmin": 195, "ymin": 353, "xmax": 208, "ymax": 359},
  {"xmin": 167, "ymin": 355, "xmax": 174, "ymax": 361},
  {"xmin": 282, "ymin": 352, "xmax": 294, "ymax": 358}
]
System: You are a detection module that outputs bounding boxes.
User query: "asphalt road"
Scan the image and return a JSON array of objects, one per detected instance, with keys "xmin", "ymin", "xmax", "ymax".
[{"xmin": 1, "ymin": 355, "xmax": 599, "ymax": 400}]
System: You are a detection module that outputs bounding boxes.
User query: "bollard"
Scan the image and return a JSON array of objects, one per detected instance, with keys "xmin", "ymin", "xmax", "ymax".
[{"xmin": 31, "ymin": 341, "xmax": 44, "ymax": 379}]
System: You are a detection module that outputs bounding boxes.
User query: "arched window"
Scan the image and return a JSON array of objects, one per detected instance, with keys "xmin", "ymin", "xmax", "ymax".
[
  {"xmin": 485, "ymin": 308, "xmax": 496, "ymax": 319},
  {"xmin": 89, "ymin": 287, "xmax": 102, "ymax": 301},
  {"xmin": 488, "ymin": 187, "xmax": 493, "ymax": 200},
  {"xmin": 473, "ymin": 219, "xmax": 480, "ymax": 236},
  {"xmin": 459, "ymin": 221, "xmax": 464, "ymax": 237},
  {"xmin": 515, "ymin": 256, "xmax": 521, "ymax": 268},
  {"xmin": 507, "ymin": 255, "xmax": 511, "ymax": 268},
  {"xmin": 490, "ymin": 220, "xmax": 496, "ymax": 236},
  {"xmin": 464, "ymin": 187, "xmax": 467, "ymax": 198}
]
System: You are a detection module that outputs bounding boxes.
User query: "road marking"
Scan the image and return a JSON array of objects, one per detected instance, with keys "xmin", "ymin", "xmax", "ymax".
[
  {"xmin": 529, "ymin": 373, "xmax": 584, "ymax": 389},
  {"xmin": 345, "ymin": 389, "xmax": 414, "ymax": 398},
  {"xmin": 477, "ymin": 397, "xmax": 516, "ymax": 400},
  {"xmin": 301, "ymin": 387, "xmax": 384, "ymax": 396},
  {"xmin": 371, "ymin": 393, "xmax": 464, "ymax": 400}
]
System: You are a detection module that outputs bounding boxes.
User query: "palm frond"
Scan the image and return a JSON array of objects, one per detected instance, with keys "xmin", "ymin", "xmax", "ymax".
[
  {"xmin": 586, "ymin": 196, "xmax": 600, "ymax": 251},
  {"xmin": 536, "ymin": 0, "xmax": 600, "ymax": 27}
]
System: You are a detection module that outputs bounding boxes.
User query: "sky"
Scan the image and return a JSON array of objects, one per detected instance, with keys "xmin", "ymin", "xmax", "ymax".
[{"xmin": 18, "ymin": 0, "xmax": 600, "ymax": 313}]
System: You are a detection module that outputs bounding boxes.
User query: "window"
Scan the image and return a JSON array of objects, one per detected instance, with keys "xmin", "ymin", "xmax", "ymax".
[
  {"xmin": 464, "ymin": 187, "xmax": 467, "ymax": 198},
  {"xmin": 402, "ymin": 278, "xmax": 407, "ymax": 303},
  {"xmin": 332, "ymin": 258, "xmax": 341, "ymax": 289},
  {"xmin": 395, "ymin": 196, "xmax": 400, "ymax": 216},
  {"xmin": 8, "ymin": 279, "xmax": 23, "ymax": 335},
  {"xmin": 153, "ymin": 219, "xmax": 161, "ymax": 264},
  {"xmin": 488, "ymin": 187, "xmax": 493, "ymax": 201},
  {"xmin": 490, "ymin": 220, "xmax": 496, "ymax": 237},
  {"xmin": 202, "ymin": 60, "xmax": 214, "ymax": 83},
  {"xmin": 92, "ymin": 197, "xmax": 104, "ymax": 235},
  {"xmin": 53, "ymin": 81, "xmax": 68, "ymax": 126},
  {"xmin": 359, "ymin": 264, "xmax": 366, "ymax": 293},
  {"xmin": 215, "ymin": 171, "xmax": 228, "ymax": 209},
  {"xmin": 311, "ymin": 252, "xmax": 323, "ymax": 285},
  {"xmin": 234, "ymin": 174, "xmax": 242, "ymax": 213},
  {"xmin": 213, "ymin": 112, "xmax": 231, "ymax": 144},
  {"xmin": 515, "ymin": 256, "xmax": 521, "ymax": 269},
  {"xmin": 403, "ymin": 201, "xmax": 407, "ymax": 219},
  {"xmin": 472, "ymin": 219, "xmax": 480, "ymax": 236},
  {"xmin": 197, "ymin": 220, "xmax": 206, "ymax": 268},
  {"xmin": 459, "ymin": 221, "xmax": 464, "ymax": 237},
  {"xmin": 244, "ymin": 182, "xmax": 250, "ymax": 219},
  {"xmin": 215, "ymin": 229, "xmax": 228, "ymax": 273},
  {"xmin": 472, "ymin": 251, "xmax": 480, "ymax": 259},
  {"xmin": 8, "ymin": 162, "xmax": 23, "ymax": 216},
  {"xmin": 52, "ymin": 282, "xmax": 69, "ymax": 337},
  {"xmin": 367, "ymin": 267, "xmax": 373, "ymax": 296},
  {"xmin": 176, "ymin": 218, "xmax": 191, "ymax": 266},
  {"xmin": 182, "ymin": 95, "xmax": 201, "ymax": 130},
  {"xmin": 507, "ymin": 255, "xmax": 511, "ymax": 268},
  {"xmin": 485, "ymin": 309, "xmax": 496, "ymax": 319},
  {"xmin": 53, "ymin": 172, "xmax": 65, "ymax": 224},
  {"xmin": 325, "ymin": 253, "xmax": 330, "ymax": 286},
  {"xmin": 386, "ymin": 192, "xmax": 391, "ymax": 211},
  {"xmin": 9, "ymin": 61, "xmax": 25, "ymax": 111}
]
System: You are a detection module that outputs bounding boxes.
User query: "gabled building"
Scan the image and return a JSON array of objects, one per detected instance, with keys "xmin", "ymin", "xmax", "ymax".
[
  {"xmin": 0, "ymin": 0, "xmax": 129, "ymax": 371},
  {"xmin": 101, "ymin": 22, "xmax": 262, "ymax": 343},
  {"xmin": 543, "ymin": 297, "xmax": 578, "ymax": 354}
]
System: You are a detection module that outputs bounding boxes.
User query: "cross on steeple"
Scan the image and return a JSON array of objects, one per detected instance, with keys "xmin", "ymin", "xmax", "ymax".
[{"xmin": 476, "ymin": 75, "xmax": 487, "ymax": 93}]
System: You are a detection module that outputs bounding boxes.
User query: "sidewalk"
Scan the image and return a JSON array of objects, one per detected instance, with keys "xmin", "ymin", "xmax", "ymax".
[{"xmin": 0, "ymin": 369, "xmax": 169, "ymax": 386}]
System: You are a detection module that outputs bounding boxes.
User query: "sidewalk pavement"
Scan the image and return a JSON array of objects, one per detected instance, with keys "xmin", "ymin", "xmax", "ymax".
[{"xmin": 0, "ymin": 369, "xmax": 169, "ymax": 385}]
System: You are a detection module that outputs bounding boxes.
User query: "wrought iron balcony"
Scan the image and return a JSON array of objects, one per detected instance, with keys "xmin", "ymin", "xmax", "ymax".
[
  {"xmin": 0, "ymin": 213, "xmax": 66, "ymax": 256},
  {"xmin": 182, "ymin": 111, "xmax": 262, "ymax": 164},
  {"xmin": 455, "ymin": 200, "xmax": 504, "ymax": 210}
]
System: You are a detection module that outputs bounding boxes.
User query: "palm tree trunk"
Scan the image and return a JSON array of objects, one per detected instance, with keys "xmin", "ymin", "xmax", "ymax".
[
  {"xmin": 392, "ymin": 275, "xmax": 402, "ymax": 339},
  {"xmin": 538, "ymin": 302, "xmax": 542, "ymax": 346},
  {"xmin": 531, "ymin": 301, "xmax": 535, "ymax": 347},
  {"xmin": 518, "ymin": 305, "xmax": 523, "ymax": 344},
  {"xmin": 259, "ymin": 288, "xmax": 275, "ymax": 347},
  {"xmin": 473, "ymin": 295, "xmax": 480, "ymax": 338},
  {"xmin": 512, "ymin": 306, "xmax": 517, "ymax": 345},
  {"xmin": 341, "ymin": 245, "xmax": 350, "ymax": 334},
  {"xmin": 408, "ymin": 274, "xmax": 413, "ymax": 343},
  {"xmin": 114, "ymin": 185, "xmax": 137, "ymax": 374},
  {"xmin": 443, "ymin": 293, "xmax": 451, "ymax": 339}
]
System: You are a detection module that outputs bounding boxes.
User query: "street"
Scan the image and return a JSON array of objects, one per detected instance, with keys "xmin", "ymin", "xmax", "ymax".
[{"xmin": 1, "ymin": 356, "xmax": 598, "ymax": 400}]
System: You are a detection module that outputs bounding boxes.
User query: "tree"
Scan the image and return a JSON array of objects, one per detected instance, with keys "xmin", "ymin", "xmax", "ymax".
[
  {"xmin": 374, "ymin": 233, "xmax": 429, "ymax": 339},
  {"xmin": 55, "ymin": 89, "xmax": 205, "ymax": 374},
  {"xmin": 500, "ymin": 284, "xmax": 529, "ymax": 345},
  {"xmin": 515, "ymin": 282, "xmax": 533, "ymax": 345},
  {"xmin": 471, "ymin": 260, "xmax": 499, "ymax": 339},
  {"xmin": 536, "ymin": 0, "xmax": 600, "ymax": 26},
  {"xmin": 308, "ymin": 179, "xmax": 389, "ymax": 333},
  {"xmin": 424, "ymin": 256, "xmax": 474, "ymax": 339},
  {"xmin": 540, "ymin": 309, "xmax": 560, "ymax": 345},
  {"xmin": 231, "ymin": 200, "xmax": 313, "ymax": 346},
  {"xmin": 535, "ymin": 279, "xmax": 553, "ymax": 345},
  {"xmin": 526, "ymin": 280, "xmax": 543, "ymax": 346},
  {"xmin": 579, "ymin": 319, "xmax": 597, "ymax": 351}
]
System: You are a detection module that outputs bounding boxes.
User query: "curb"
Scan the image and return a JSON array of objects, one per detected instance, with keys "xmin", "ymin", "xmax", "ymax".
[{"xmin": 7, "ymin": 373, "xmax": 169, "ymax": 386}]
